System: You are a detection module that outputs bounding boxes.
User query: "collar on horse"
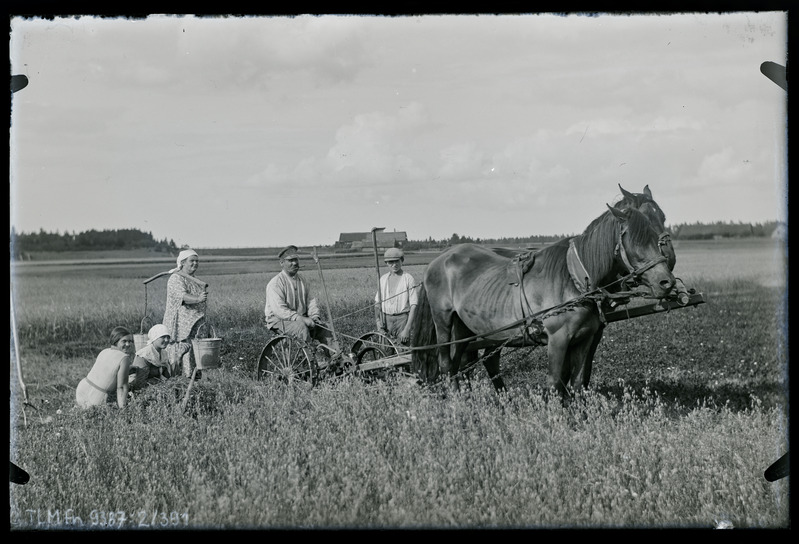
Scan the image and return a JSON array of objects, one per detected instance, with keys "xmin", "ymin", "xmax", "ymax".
[
  {"xmin": 565, "ymin": 222, "xmax": 637, "ymax": 293},
  {"xmin": 565, "ymin": 237, "xmax": 609, "ymax": 324},
  {"xmin": 507, "ymin": 223, "xmax": 668, "ymax": 332},
  {"xmin": 567, "ymin": 224, "xmax": 669, "ymax": 323},
  {"xmin": 567, "ymin": 238, "xmax": 592, "ymax": 292}
]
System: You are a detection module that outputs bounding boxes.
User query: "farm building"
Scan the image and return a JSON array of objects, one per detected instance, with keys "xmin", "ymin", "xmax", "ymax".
[{"xmin": 336, "ymin": 229, "xmax": 408, "ymax": 250}]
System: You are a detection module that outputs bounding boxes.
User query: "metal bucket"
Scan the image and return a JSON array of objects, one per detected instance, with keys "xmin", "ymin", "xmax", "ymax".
[
  {"xmin": 192, "ymin": 337, "xmax": 222, "ymax": 370},
  {"xmin": 191, "ymin": 325, "xmax": 221, "ymax": 370}
]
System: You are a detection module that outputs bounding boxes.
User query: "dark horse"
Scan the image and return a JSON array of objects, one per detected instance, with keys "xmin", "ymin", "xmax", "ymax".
[
  {"xmin": 615, "ymin": 185, "xmax": 675, "ymax": 272},
  {"xmin": 438, "ymin": 184, "xmax": 676, "ymax": 392},
  {"xmin": 411, "ymin": 202, "xmax": 676, "ymax": 396}
]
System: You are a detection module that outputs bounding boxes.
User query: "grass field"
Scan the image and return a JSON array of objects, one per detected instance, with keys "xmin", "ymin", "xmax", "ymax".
[{"xmin": 9, "ymin": 238, "xmax": 790, "ymax": 529}]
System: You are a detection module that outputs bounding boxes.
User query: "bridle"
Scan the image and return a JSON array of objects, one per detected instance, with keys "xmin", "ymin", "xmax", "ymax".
[
  {"xmin": 633, "ymin": 196, "xmax": 675, "ymax": 271},
  {"xmin": 657, "ymin": 231, "xmax": 675, "ymax": 270},
  {"xmin": 614, "ymin": 222, "xmax": 670, "ymax": 285}
]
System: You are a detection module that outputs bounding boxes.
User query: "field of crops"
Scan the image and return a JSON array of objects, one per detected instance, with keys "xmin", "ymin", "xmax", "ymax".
[{"xmin": 9, "ymin": 238, "xmax": 790, "ymax": 529}]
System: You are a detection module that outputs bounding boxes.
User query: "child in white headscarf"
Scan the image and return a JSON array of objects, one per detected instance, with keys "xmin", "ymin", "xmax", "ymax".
[{"xmin": 129, "ymin": 324, "xmax": 173, "ymax": 390}]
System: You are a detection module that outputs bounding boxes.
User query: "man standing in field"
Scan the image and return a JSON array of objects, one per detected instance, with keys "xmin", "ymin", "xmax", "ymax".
[
  {"xmin": 265, "ymin": 245, "xmax": 338, "ymax": 357},
  {"xmin": 375, "ymin": 248, "xmax": 418, "ymax": 345}
]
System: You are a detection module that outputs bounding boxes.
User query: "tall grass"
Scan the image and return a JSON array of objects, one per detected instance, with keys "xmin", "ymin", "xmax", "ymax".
[
  {"xmin": 10, "ymin": 241, "xmax": 789, "ymax": 529},
  {"xmin": 10, "ymin": 372, "xmax": 788, "ymax": 529},
  {"xmin": 12, "ymin": 265, "xmax": 427, "ymax": 355}
]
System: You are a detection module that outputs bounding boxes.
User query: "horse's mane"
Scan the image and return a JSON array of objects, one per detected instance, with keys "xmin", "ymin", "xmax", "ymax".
[
  {"xmin": 528, "ymin": 204, "xmax": 659, "ymax": 288},
  {"xmin": 577, "ymin": 207, "xmax": 656, "ymax": 285},
  {"xmin": 532, "ymin": 237, "xmax": 571, "ymax": 284}
]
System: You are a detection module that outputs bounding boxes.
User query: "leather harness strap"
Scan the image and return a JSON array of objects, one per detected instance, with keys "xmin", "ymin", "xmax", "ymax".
[{"xmin": 567, "ymin": 237, "xmax": 607, "ymax": 323}]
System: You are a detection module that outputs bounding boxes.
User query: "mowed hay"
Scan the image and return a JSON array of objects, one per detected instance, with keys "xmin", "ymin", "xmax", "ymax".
[{"xmin": 129, "ymin": 377, "xmax": 220, "ymax": 418}]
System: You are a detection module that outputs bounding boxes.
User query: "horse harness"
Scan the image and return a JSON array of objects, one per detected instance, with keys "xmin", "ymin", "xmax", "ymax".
[{"xmin": 509, "ymin": 223, "xmax": 669, "ymax": 330}]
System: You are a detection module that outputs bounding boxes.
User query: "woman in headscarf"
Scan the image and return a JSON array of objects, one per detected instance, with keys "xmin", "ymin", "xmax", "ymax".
[
  {"xmin": 128, "ymin": 323, "xmax": 173, "ymax": 391},
  {"xmin": 162, "ymin": 249, "xmax": 208, "ymax": 379},
  {"xmin": 75, "ymin": 326, "xmax": 134, "ymax": 409}
]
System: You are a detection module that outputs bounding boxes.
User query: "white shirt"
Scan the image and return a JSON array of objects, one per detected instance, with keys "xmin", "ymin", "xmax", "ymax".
[
  {"xmin": 265, "ymin": 270, "xmax": 320, "ymax": 328},
  {"xmin": 375, "ymin": 271, "xmax": 418, "ymax": 315}
]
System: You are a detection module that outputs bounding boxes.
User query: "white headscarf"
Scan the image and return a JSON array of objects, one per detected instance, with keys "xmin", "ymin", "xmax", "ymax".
[{"xmin": 170, "ymin": 249, "xmax": 198, "ymax": 273}]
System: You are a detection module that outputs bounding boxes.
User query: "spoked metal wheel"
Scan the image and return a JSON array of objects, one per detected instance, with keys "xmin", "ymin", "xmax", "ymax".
[
  {"xmin": 255, "ymin": 335, "xmax": 317, "ymax": 388},
  {"xmin": 350, "ymin": 331, "xmax": 407, "ymax": 380},
  {"xmin": 352, "ymin": 331, "xmax": 399, "ymax": 363}
]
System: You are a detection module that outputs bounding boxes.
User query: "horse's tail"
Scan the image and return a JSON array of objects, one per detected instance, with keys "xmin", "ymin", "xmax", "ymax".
[{"xmin": 411, "ymin": 283, "xmax": 439, "ymax": 383}]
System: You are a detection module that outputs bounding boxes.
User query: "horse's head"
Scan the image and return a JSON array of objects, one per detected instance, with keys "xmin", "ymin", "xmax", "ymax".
[
  {"xmin": 616, "ymin": 184, "xmax": 676, "ymax": 270},
  {"xmin": 608, "ymin": 205, "xmax": 675, "ymax": 298}
]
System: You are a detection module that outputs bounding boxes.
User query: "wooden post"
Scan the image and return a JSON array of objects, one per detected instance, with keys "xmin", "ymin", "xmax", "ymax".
[
  {"xmin": 181, "ymin": 367, "xmax": 198, "ymax": 413},
  {"xmin": 371, "ymin": 227, "xmax": 387, "ymax": 331},
  {"xmin": 10, "ymin": 288, "xmax": 29, "ymax": 409}
]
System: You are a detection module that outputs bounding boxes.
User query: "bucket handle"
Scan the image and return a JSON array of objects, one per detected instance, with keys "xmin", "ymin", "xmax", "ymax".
[
  {"xmin": 140, "ymin": 316, "xmax": 153, "ymax": 334},
  {"xmin": 197, "ymin": 321, "xmax": 217, "ymax": 339}
]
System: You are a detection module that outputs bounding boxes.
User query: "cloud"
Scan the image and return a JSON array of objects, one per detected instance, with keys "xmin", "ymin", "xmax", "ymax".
[
  {"xmin": 10, "ymin": 13, "xmax": 787, "ymax": 247},
  {"xmin": 170, "ymin": 15, "xmax": 373, "ymax": 93},
  {"xmin": 244, "ymin": 101, "xmax": 436, "ymax": 191},
  {"xmin": 437, "ymin": 142, "xmax": 487, "ymax": 180}
]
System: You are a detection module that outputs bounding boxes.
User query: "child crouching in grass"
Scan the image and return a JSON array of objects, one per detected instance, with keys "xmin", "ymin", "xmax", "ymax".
[{"xmin": 129, "ymin": 324, "xmax": 173, "ymax": 391}]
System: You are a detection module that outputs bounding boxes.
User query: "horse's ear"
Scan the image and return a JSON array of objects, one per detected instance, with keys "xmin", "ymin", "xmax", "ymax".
[
  {"xmin": 618, "ymin": 184, "xmax": 638, "ymax": 205},
  {"xmin": 643, "ymin": 185, "xmax": 652, "ymax": 199},
  {"xmin": 607, "ymin": 204, "xmax": 629, "ymax": 221}
]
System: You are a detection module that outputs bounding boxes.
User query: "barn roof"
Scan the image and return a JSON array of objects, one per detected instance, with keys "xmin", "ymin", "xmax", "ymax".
[
  {"xmin": 338, "ymin": 231, "xmax": 408, "ymax": 243},
  {"xmin": 339, "ymin": 232, "xmax": 366, "ymax": 242}
]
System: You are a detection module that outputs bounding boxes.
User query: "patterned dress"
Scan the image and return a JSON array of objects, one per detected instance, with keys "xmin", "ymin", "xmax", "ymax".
[{"xmin": 162, "ymin": 273, "xmax": 207, "ymax": 377}]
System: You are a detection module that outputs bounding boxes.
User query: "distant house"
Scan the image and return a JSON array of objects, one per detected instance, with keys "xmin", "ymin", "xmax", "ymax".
[{"xmin": 336, "ymin": 229, "xmax": 408, "ymax": 250}]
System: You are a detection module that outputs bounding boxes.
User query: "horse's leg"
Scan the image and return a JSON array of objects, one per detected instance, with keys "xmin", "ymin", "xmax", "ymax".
[
  {"xmin": 430, "ymin": 309, "xmax": 459, "ymax": 391},
  {"xmin": 545, "ymin": 329, "xmax": 572, "ymax": 398},
  {"xmin": 462, "ymin": 349, "xmax": 479, "ymax": 381},
  {"xmin": 572, "ymin": 324, "xmax": 605, "ymax": 390},
  {"xmin": 482, "ymin": 346, "xmax": 505, "ymax": 392},
  {"xmin": 448, "ymin": 314, "xmax": 474, "ymax": 391}
]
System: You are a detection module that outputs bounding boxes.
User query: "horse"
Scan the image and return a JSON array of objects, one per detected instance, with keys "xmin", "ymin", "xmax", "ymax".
[
  {"xmin": 459, "ymin": 185, "xmax": 677, "ymax": 391},
  {"xmin": 411, "ymin": 204, "xmax": 676, "ymax": 396},
  {"xmin": 556, "ymin": 184, "xmax": 680, "ymax": 389}
]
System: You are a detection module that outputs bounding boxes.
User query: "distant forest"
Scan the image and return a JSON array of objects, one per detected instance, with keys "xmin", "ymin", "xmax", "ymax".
[
  {"xmin": 10, "ymin": 220, "xmax": 783, "ymax": 259},
  {"xmin": 404, "ymin": 220, "xmax": 783, "ymax": 250},
  {"xmin": 10, "ymin": 227, "xmax": 178, "ymax": 259}
]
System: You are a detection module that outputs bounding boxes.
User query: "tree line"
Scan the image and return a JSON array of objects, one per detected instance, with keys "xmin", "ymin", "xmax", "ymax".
[
  {"xmin": 404, "ymin": 220, "xmax": 783, "ymax": 250},
  {"xmin": 402, "ymin": 233, "xmax": 568, "ymax": 250},
  {"xmin": 9, "ymin": 219, "xmax": 783, "ymax": 259},
  {"xmin": 669, "ymin": 220, "xmax": 781, "ymax": 240},
  {"xmin": 10, "ymin": 227, "xmax": 178, "ymax": 259}
]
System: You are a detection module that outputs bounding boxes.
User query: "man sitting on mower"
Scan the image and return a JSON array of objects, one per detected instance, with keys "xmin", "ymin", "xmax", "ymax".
[{"xmin": 264, "ymin": 245, "xmax": 339, "ymax": 362}]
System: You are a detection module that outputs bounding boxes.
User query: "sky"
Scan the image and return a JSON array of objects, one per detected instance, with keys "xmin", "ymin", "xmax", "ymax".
[{"xmin": 9, "ymin": 12, "xmax": 788, "ymax": 249}]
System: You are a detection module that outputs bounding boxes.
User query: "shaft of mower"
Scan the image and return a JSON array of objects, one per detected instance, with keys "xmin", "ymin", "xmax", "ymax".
[{"xmin": 312, "ymin": 248, "xmax": 339, "ymax": 351}]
